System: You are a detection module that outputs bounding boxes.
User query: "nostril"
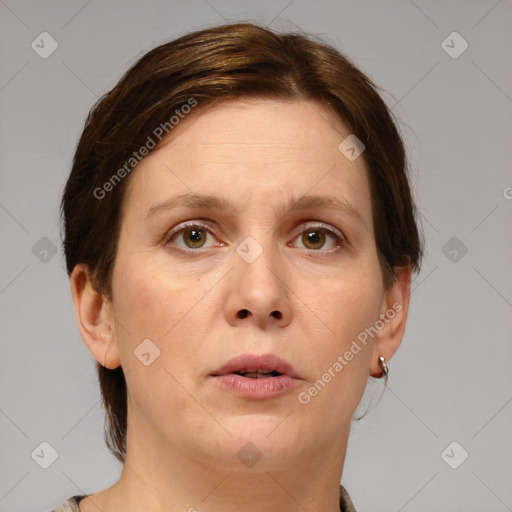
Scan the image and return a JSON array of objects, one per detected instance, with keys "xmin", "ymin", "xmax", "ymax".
[{"xmin": 237, "ymin": 309, "xmax": 282, "ymax": 320}]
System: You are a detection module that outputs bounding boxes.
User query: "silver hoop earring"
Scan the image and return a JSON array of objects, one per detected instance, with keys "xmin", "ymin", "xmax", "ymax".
[{"xmin": 378, "ymin": 355, "xmax": 388, "ymax": 378}]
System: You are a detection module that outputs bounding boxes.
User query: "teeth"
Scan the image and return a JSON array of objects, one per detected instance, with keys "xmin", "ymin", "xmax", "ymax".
[{"xmin": 234, "ymin": 370, "xmax": 281, "ymax": 378}]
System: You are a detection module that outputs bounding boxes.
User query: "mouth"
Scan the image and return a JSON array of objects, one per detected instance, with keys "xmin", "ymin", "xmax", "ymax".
[
  {"xmin": 210, "ymin": 353, "xmax": 302, "ymax": 400},
  {"xmin": 210, "ymin": 353, "xmax": 302, "ymax": 380},
  {"xmin": 231, "ymin": 370, "xmax": 283, "ymax": 379}
]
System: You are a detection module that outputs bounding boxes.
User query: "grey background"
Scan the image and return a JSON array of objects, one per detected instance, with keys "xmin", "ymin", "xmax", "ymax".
[{"xmin": 1, "ymin": 1, "xmax": 511, "ymax": 511}]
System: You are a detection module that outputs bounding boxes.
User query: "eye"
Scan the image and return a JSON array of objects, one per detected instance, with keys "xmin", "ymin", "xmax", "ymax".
[
  {"xmin": 163, "ymin": 221, "xmax": 345, "ymax": 253},
  {"xmin": 290, "ymin": 224, "xmax": 344, "ymax": 251},
  {"xmin": 164, "ymin": 221, "xmax": 221, "ymax": 251}
]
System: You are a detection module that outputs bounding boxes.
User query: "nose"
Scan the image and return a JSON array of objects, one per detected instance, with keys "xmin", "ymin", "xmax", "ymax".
[{"xmin": 223, "ymin": 241, "xmax": 293, "ymax": 329}]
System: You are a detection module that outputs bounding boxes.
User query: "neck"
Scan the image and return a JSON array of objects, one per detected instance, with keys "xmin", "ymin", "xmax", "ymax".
[{"xmin": 103, "ymin": 416, "xmax": 350, "ymax": 512}]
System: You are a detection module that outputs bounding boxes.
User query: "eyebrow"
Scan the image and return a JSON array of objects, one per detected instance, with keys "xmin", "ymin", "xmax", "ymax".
[{"xmin": 146, "ymin": 193, "xmax": 366, "ymax": 227}]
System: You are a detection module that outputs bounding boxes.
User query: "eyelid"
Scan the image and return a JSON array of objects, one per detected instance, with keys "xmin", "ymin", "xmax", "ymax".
[
  {"xmin": 288, "ymin": 221, "xmax": 346, "ymax": 251},
  {"xmin": 162, "ymin": 219, "xmax": 346, "ymax": 251},
  {"xmin": 293, "ymin": 221, "xmax": 345, "ymax": 242},
  {"xmin": 162, "ymin": 220, "xmax": 221, "ymax": 247}
]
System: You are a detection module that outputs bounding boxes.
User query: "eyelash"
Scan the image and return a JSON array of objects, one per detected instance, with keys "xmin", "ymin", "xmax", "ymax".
[{"xmin": 162, "ymin": 220, "xmax": 346, "ymax": 254}]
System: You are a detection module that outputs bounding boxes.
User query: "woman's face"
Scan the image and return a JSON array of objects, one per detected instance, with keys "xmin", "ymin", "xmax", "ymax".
[{"xmin": 102, "ymin": 98, "xmax": 406, "ymax": 469}]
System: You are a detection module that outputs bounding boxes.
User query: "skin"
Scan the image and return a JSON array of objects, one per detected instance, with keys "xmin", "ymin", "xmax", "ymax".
[{"xmin": 71, "ymin": 98, "xmax": 411, "ymax": 512}]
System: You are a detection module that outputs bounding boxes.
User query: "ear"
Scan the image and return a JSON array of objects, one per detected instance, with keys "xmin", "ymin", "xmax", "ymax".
[
  {"xmin": 369, "ymin": 263, "xmax": 412, "ymax": 377},
  {"xmin": 69, "ymin": 263, "xmax": 122, "ymax": 369}
]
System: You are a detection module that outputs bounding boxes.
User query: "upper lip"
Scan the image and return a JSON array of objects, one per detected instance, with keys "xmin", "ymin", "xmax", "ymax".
[{"xmin": 211, "ymin": 353, "xmax": 302, "ymax": 379}]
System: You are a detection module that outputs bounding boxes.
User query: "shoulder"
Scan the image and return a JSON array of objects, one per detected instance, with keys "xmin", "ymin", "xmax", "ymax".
[
  {"xmin": 339, "ymin": 484, "xmax": 357, "ymax": 512},
  {"xmin": 49, "ymin": 489, "xmax": 354, "ymax": 511},
  {"xmin": 48, "ymin": 495, "xmax": 86, "ymax": 512}
]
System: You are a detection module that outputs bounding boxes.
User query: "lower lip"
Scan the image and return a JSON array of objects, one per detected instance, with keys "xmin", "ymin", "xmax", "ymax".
[{"xmin": 211, "ymin": 374, "xmax": 301, "ymax": 400}]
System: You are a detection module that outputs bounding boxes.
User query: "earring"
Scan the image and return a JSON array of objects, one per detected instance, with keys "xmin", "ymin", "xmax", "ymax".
[
  {"xmin": 103, "ymin": 351, "xmax": 108, "ymax": 369},
  {"xmin": 378, "ymin": 355, "xmax": 388, "ymax": 379}
]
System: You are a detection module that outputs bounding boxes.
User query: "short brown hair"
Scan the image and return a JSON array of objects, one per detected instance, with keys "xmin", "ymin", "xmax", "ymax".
[{"xmin": 60, "ymin": 22, "xmax": 423, "ymax": 463}]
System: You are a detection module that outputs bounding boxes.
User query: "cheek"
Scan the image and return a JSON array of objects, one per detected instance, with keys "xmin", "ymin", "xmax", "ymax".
[
  {"xmin": 291, "ymin": 262, "xmax": 382, "ymax": 411},
  {"xmin": 298, "ymin": 264, "xmax": 383, "ymax": 348},
  {"xmin": 296, "ymin": 280, "xmax": 378, "ymax": 421},
  {"xmin": 111, "ymin": 253, "xmax": 224, "ymax": 387},
  {"xmin": 110, "ymin": 259, "xmax": 209, "ymax": 418},
  {"xmin": 111, "ymin": 254, "xmax": 200, "ymax": 361}
]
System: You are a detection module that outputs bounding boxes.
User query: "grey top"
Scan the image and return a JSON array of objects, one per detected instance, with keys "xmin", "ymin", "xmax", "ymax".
[
  {"xmin": 49, "ymin": 485, "xmax": 357, "ymax": 511},
  {"xmin": 49, "ymin": 495, "xmax": 84, "ymax": 512}
]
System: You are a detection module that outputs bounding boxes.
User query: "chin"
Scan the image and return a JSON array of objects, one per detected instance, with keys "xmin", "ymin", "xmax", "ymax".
[{"xmin": 226, "ymin": 417, "xmax": 302, "ymax": 453}]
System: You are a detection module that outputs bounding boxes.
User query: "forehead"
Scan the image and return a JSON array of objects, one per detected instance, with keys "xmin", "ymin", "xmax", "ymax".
[
  {"xmin": 157, "ymin": 98, "xmax": 351, "ymax": 162},
  {"xmin": 122, "ymin": 98, "xmax": 372, "ymax": 226}
]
